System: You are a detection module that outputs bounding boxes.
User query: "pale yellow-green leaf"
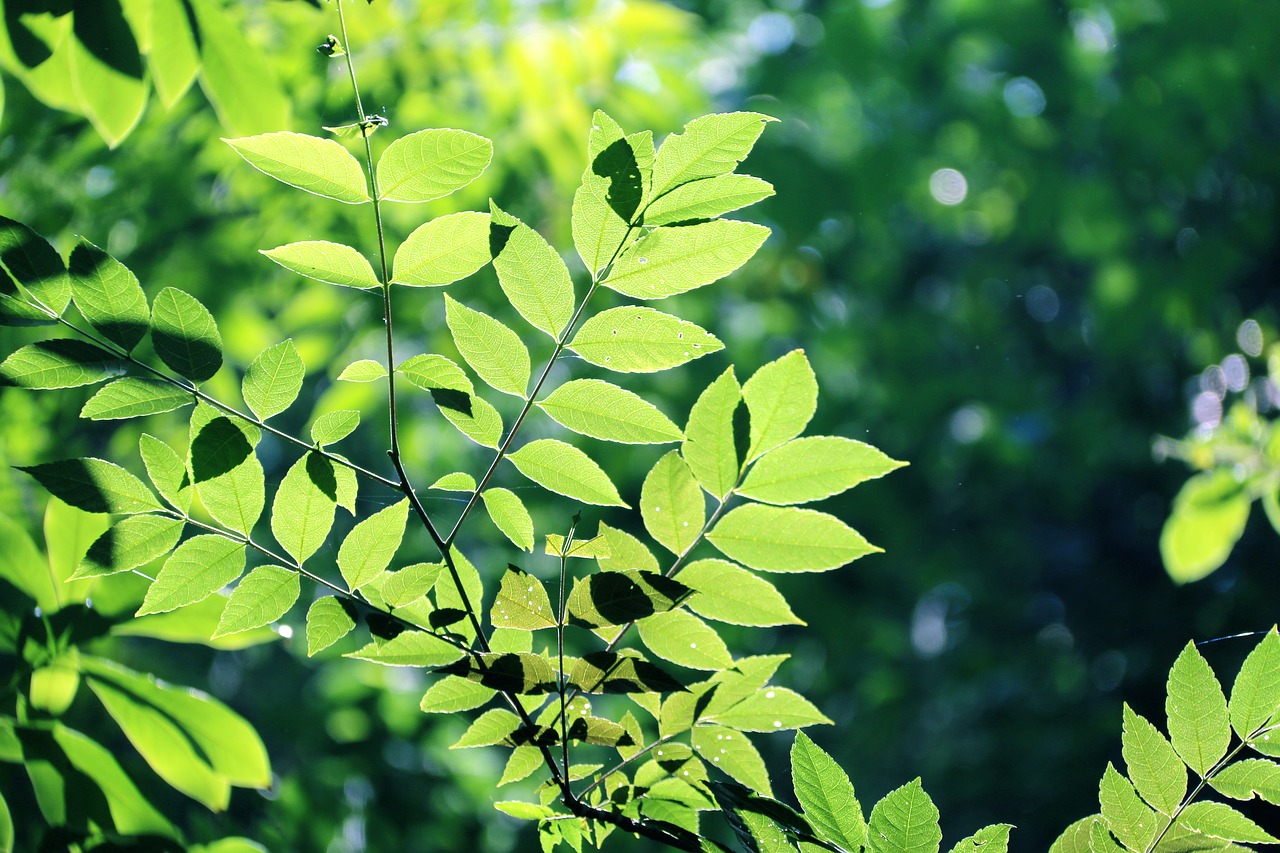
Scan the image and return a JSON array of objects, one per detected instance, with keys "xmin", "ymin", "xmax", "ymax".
[
  {"xmin": 306, "ymin": 596, "xmax": 356, "ymax": 656},
  {"xmin": 270, "ymin": 453, "xmax": 337, "ymax": 565},
  {"xmin": 679, "ymin": 559, "xmax": 802, "ymax": 627},
  {"xmin": 641, "ymin": 451, "xmax": 704, "ymax": 555},
  {"xmin": 481, "ymin": 488, "xmax": 534, "ymax": 551},
  {"xmin": 1167, "ymin": 641, "xmax": 1230, "ymax": 777},
  {"xmin": 1230, "ymin": 628, "xmax": 1280, "ymax": 740},
  {"xmin": 138, "ymin": 536, "xmax": 245, "ymax": 615},
  {"xmin": 431, "ymin": 472, "xmax": 476, "ymax": 491},
  {"xmin": 650, "ymin": 112, "xmax": 776, "ymax": 198},
  {"xmin": 376, "ymin": 128, "xmax": 492, "ymax": 203},
  {"xmin": 740, "ymin": 436, "xmax": 906, "ymax": 505},
  {"xmin": 392, "ymin": 211, "xmax": 491, "ymax": 286},
  {"xmin": 571, "ymin": 115, "xmax": 653, "ymax": 275},
  {"xmin": 1160, "ymin": 470, "xmax": 1251, "ymax": 584},
  {"xmin": 440, "ymin": 392, "xmax": 503, "ymax": 448},
  {"xmin": 224, "ymin": 132, "xmax": 369, "ymax": 203},
  {"xmin": 242, "ymin": 340, "xmax": 305, "ymax": 420},
  {"xmin": 398, "ymin": 353, "xmax": 473, "ymax": 394},
  {"xmin": 348, "ymin": 632, "xmax": 464, "ymax": 668},
  {"xmin": 444, "ymin": 294, "xmax": 530, "ymax": 398},
  {"xmin": 80, "ymin": 378, "xmax": 193, "ymax": 420},
  {"xmin": 489, "ymin": 202, "xmax": 574, "ymax": 339},
  {"xmin": 420, "ymin": 676, "xmax": 495, "ymax": 714},
  {"xmin": 597, "ymin": 522, "xmax": 660, "ymax": 574},
  {"xmin": 310, "ymin": 410, "xmax": 360, "ymax": 446},
  {"xmin": 539, "ymin": 379, "xmax": 682, "ymax": 444},
  {"xmin": 604, "ymin": 220, "xmax": 769, "ymax": 300},
  {"xmin": 338, "ymin": 359, "xmax": 387, "ymax": 382},
  {"xmin": 708, "ymin": 504, "xmax": 879, "ymax": 572},
  {"xmin": 1121, "ymin": 703, "xmax": 1185, "ymax": 815},
  {"xmin": 743, "ymin": 350, "xmax": 817, "ymax": 462},
  {"xmin": 637, "ymin": 609, "xmax": 731, "ymax": 670},
  {"xmin": 338, "ymin": 499, "xmax": 409, "ymax": 590},
  {"xmin": 683, "ymin": 367, "xmax": 741, "ymax": 499},
  {"xmin": 507, "ymin": 439, "xmax": 628, "ymax": 507},
  {"xmin": 645, "ymin": 174, "xmax": 774, "ymax": 226},
  {"xmin": 214, "ymin": 566, "xmax": 299, "ymax": 638},
  {"xmin": 261, "ymin": 241, "xmax": 380, "ymax": 289},
  {"xmin": 569, "ymin": 306, "xmax": 722, "ymax": 373}
]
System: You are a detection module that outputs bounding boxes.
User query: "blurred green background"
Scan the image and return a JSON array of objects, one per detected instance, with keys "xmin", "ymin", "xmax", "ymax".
[{"xmin": 2, "ymin": 0, "xmax": 1279, "ymax": 849}]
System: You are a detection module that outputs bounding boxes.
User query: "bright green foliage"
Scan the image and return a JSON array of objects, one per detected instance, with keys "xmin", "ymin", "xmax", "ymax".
[
  {"xmin": 571, "ymin": 111, "xmax": 651, "ymax": 276},
  {"xmin": 224, "ymin": 132, "xmax": 370, "ymax": 203},
  {"xmin": 393, "ymin": 212, "xmax": 492, "ymax": 286},
  {"xmin": 73, "ymin": 514, "xmax": 185, "ymax": 579},
  {"xmin": 433, "ymin": 472, "xmax": 477, "ymax": 491},
  {"xmin": 138, "ymin": 535, "xmax": 246, "ymax": 615},
  {"xmin": 948, "ymin": 825, "xmax": 1012, "ymax": 853},
  {"xmin": 375, "ymin": 128, "xmax": 493, "ymax": 203},
  {"xmin": 493, "ymin": 565, "xmax": 556, "ymax": 630},
  {"xmin": 150, "ymin": 287, "xmax": 223, "ymax": 382},
  {"xmin": 0, "ymin": 339, "xmax": 124, "ymax": 389},
  {"xmin": 68, "ymin": 239, "xmax": 149, "ymax": 352},
  {"xmin": 261, "ymin": 241, "xmax": 381, "ymax": 290},
  {"xmin": 482, "ymin": 489, "xmax": 535, "ymax": 551},
  {"xmin": 641, "ymin": 451, "xmax": 704, "ymax": 554},
  {"xmin": 140, "ymin": 433, "xmax": 192, "ymax": 513},
  {"xmin": 711, "ymin": 687, "xmax": 830, "ymax": 732},
  {"xmin": 215, "ymin": 566, "xmax": 299, "ymax": 638},
  {"xmin": 0, "ymin": 216, "xmax": 70, "ymax": 314},
  {"xmin": 1211, "ymin": 759, "xmax": 1280, "ymax": 804},
  {"xmin": 311, "ymin": 410, "xmax": 361, "ymax": 446},
  {"xmin": 866, "ymin": 779, "xmax": 942, "ymax": 853},
  {"xmin": 271, "ymin": 452, "xmax": 338, "ymax": 565},
  {"xmin": 507, "ymin": 439, "xmax": 627, "ymax": 507},
  {"xmin": 545, "ymin": 533, "xmax": 610, "ymax": 558},
  {"xmin": 709, "ymin": 504, "xmax": 880, "ymax": 572},
  {"xmin": 190, "ymin": 408, "xmax": 264, "ymax": 535},
  {"xmin": 1160, "ymin": 471, "xmax": 1251, "ymax": 584},
  {"xmin": 489, "ymin": 202, "xmax": 575, "ymax": 338},
  {"xmin": 679, "ymin": 559, "xmax": 801, "ymax": 627},
  {"xmin": 742, "ymin": 350, "xmax": 818, "ymax": 463},
  {"xmin": 349, "ymin": 632, "xmax": 464, "ymax": 668},
  {"xmin": 445, "ymin": 294, "xmax": 531, "ymax": 397},
  {"xmin": 650, "ymin": 112, "xmax": 776, "ymax": 198},
  {"xmin": 19, "ymin": 457, "xmax": 160, "ymax": 515},
  {"xmin": 243, "ymin": 339, "xmax": 305, "ymax": 420},
  {"xmin": 1121, "ymin": 704, "xmax": 1186, "ymax": 815},
  {"xmin": 740, "ymin": 437, "xmax": 906, "ymax": 506},
  {"xmin": 81, "ymin": 377, "xmax": 193, "ymax": 419},
  {"xmin": 306, "ymin": 596, "xmax": 357, "ymax": 656},
  {"xmin": 339, "ymin": 358, "xmax": 387, "ymax": 382},
  {"xmin": 637, "ymin": 609, "xmax": 731, "ymax": 670},
  {"xmin": 683, "ymin": 367, "xmax": 742, "ymax": 499},
  {"xmin": 604, "ymin": 221, "xmax": 770, "ymax": 301},
  {"xmin": 420, "ymin": 677, "xmax": 496, "ymax": 714},
  {"xmin": 568, "ymin": 307, "xmax": 723, "ymax": 373},
  {"xmin": 338, "ymin": 498, "xmax": 409, "ymax": 590},
  {"xmin": 541, "ymin": 379, "xmax": 682, "ymax": 444},
  {"xmin": 791, "ymin": 731, "xmax": 866, "ymax": 851},
  {"xmin": 1167, "ymin": 642, "xmax": 1230, "ymax": 777},
  {"xmin": 380, "ymin": 562, "xmax": 443, "ymax": 607},
  {"xmin": 645, "ymin": 175, "xmax": 775, "ymax": 227},
  {"xmin": 1229, "ymin": 628, "xmax": 1280, "ymax": 740}
]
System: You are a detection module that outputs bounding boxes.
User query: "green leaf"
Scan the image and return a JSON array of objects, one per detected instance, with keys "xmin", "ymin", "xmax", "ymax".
[
  {"xmin": 432, "ymin": 472, "xmax": 477, "ymax": 491},
  {"xmin": 52, "ymin": 723, "xmax": 176, "ymax": 837},
  {"xmin": 452, "ymin": 709, "xmax": 523, "ymax": 749},
  {"xmin": 72, "ymin": 514, "xmax": 184, "ymax": 579},
  {"xmin": 569, "ymin": 650, "xmax": 688, "ymax": 694},
  {"xmin": 540, "ymin": 379, "xmax": 683, "ymax": 444},
  {"xmin": 740, "ymin": 436, "xmax": 906, "ymax": 505},
  {"xmin": 0, "ymin": 289, "xmax": 56, "ymax": 326},
  {"xmin": 0, "ymin": 510, "xmax": 52, "ymax": 609},
  {"xmin": 0, "ymin": 215, "xmax": 71, "ymax": 314},
  {"xmin": 400, "ymin": 352, "xmax": 474, "ymax": 394},
  {"xmin": 651, "ymin": 112, "xmax": 775, "ymax": 199},
  {"xmin": 1178, "ymin": 801, "xmax": 1278, "ymax": 843},
  {"xmin": 392, "ymin": 211, "xmax": 492, "ymax": 286},
  {"xmin": 376, "ymin": 128, "xmax": 493, "ymax": 203},
  {"xmin": 151, "ymin": 287, "xmax": 223, "ymax": 382},
  {"xmin": 87, "ymin": 677, "xmax": 229, "ymax": 811},
  {"xmin": 261, "ymin": 241, "xmax": 380, "ymax": 289},
  {"xmin": 507, "ymin": 439, "xmax": 628, "ymax": 507},
  {"xmin": 439, "ymin": 651, "xmax": 558, "ymax": 695},
  {"xmin": 569, "ymin": 306, "xmax": 723, "ymax": 373},
  {"xmin": 19, "ymin": 457, "xmax": 160, "ymax": 514},
  {"xmin": 381, "ymin": 562, "xmax": 444, "ymax": 607},
  {"xmin": 441, "ymin": 392, "xmax": 504, "ymax": 448},
  {"xmin": 243, "ymin": 340, "xmax": 305, "ymax": 420},
  {"xmin": 680, "ymin": 559, "xmax": 802, "ymax": 627},
  {"xmin": 489, "ymin": 202, "xmax": 574, "ymax": 339},
  {"xmin": 420, "ymin": 676, "xmax": 495, "ymax": 714},
  {"xmin": 1211, "ymin": 758, "xmax": 1280, "ymax": 805},
  {"xmin": 1167, "ymin": 641, "xmax": 1230, "ymax": 777},
  {"xmin": 742, "ymin": 811, "xmax": 795, "ymax": 853},
  {"xmin": 189, "ymin": 0, "xmax": 290, "ymax": 136},
  {"xmin": 1099, "ymin": 763, "xmax": 1160, "ymax": 851},
  {"xmin": 68, "ymin": 239, "xmax": 149, "ymax": 352},
  {"xmin": 709, "ymin": 504, "xmax": 879, "ymax": 572},
  {"xmin": 338, "ymin": 498, "xmax": 409, "ymax": 590},
  {"xmin": 690, "ymin": 724, "xmax": 769, "ymax": 794},
  {"xmin": 0, "ymin": 339, "xmax": 125, "ymax": 389},
  {"xmin": 271, "ymin": 452, "xmax": 338, "ymax": 565},
  {"xmin": 1121, "ymin": 703, "xmax": 1186, "ymax": 815},
  {"xmin": 712, "ymin": 686, "xmax": 831, "ymax": 732},
  {"xmin": 349, "ymin": 632, "xmax": 465, "ymax": 668},
  {"xmin": 545, "ymin": 533, "xmax": 611, "ymax": 559},
  {"xmin": 138, "ymin": 535, "xmax": 245, "ymax": 615},
  {"xmin": 67, "ymin": 1, "xmax": 146, "ymax": 147},
  {"xmin": 140, "ymin": 434, "xmax": 192, "ymax": 513},
  {"xmin": 1230, "ymin": 627, "xmax": 1280, "ymax": 740},
  {"xmin": 311, "ymin": 410, "xmax": 360, "ymax": 446},
  {"xmin": 115, "ymin": 595, "xmax": 277, "ymax": 650},
  {"xmin": 567, "ymin": 570, "xmax": 689, "ymax": 628},
  {"xmin": 80, "ymin": 377, "xmax": 192, "ymax": 420},
  {"xmin": 641, "ymin": 451, "xmax": 704, "ymax": 554},
  {"xmin": 743, "ymin": 350, "xmax": 818, "ymax": 462},
  {"xmin": 305, "ymin": 596, "xmax": 357, "ymax": 656},
  {"xmin": 597, "ymin": 522, "xmax": 660, "ymax": 573},
  {"xmin": 866, "ymin": 779, "xmax": 942, "ymax": 853},
  {"xmin": 948, "ymin": 825, "xmax": 1013, "ymax": 853},
  {"xmin": 645, "ymin": 174, "xmax": 775, "ymax": 226},
  {"xmin": 1160, "ymin": 470, "xmax": 1251, "ymax": 584},
  {"xmin": 214, "ymin": 566, "xmax": 299, "ymax": 637},
  {"xmin": 495, "ymin": 800, "xmax": 556, "ymax": 820},
  {"xmin": 1048, "ymin": 816, "xmax": 1097, "ymax": 853},
  {"xmin": 481, "ymin": 488, "xmax": 534, "ymax": 551},
  {"xmin": 148, "ymin": 0, "xmax": 199, "ymax": 108},
  {"xmin": 791, "ymin": 730, "xmax": 866, "ymax": 850},
  {"xmin": 79, "ymin": 656, "xmax": 270, "ymax": 788},
  {"xmin": 0, "ymin": 788, "xmax": 11, "ymax": 853},
  {"xmin": 492, "ymin": 564, "xmax": 556, "ymax": 630},
  {"xmin": 571, "ymin": 115, "xmax": 654, "ymax": 275},
  {"xmin": 604, "ymin": 220, "xmax": 770, "ymax": 300},
  {"xmin": 684, "ymin": 367, "xmax": 742, "ymax": 500},
  {"xmin": 189, "ymin": 410, "xmax": 263, "ymax": 535},
  {"xmin": 498, "ymin": 745, "xmax": 543, "ymax": 786},
  {"xmin": 338, "ymin": 359, "xmax": 387, "ymax": 382},
  {"xmin": 638, "ymin": 609, "xmax": 731, "ymax": 670},
  {"xmin": 224, "ymin": 132, "xmax": 369, "ymax": 203},
  {"xmin": 444, "ymin": 294, "xmax": 530, "ymax": 397}
]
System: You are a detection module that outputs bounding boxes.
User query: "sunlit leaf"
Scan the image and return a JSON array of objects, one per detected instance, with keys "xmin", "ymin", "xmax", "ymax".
[
  {"xmin": 438, "ymin": 651, "xmax": 559, "ymax": 695},
  {"xmin": 310, "ymin": 410, "xmax": 360, "ymax": 446},
  {"xmin": 708, "ymin": 504, "xmax": 879, "ymax": 572},
  {"xmin": 1121, "ymin": 703, "xmax": 1185, "ymax": 815},
  {"xmin": 489, "ymin": 202, "xmax": 574, "ymax": 339},
  {"xmin": 431, "ymin": 472, "xmax": 476, "ymax": 491},
  {"xmin": 377, "ymin": 128, "xmax": 492, "ymax": 203},
  {"xmin": 190, "ymin": 0, "xmax": 290, "ymax": 136},
  {"xmin": 1160, "ymin": 470, "xmax": 1251, "ymax": 584},
  {"xmin": 712, "ymin": 686, "xmax": 831, "ymax": 732},
  {"xmin": 140, "ymin": 434, "xmax": 191, "ymax": 513},
  {"xmin": 0, "ymin": 215, "xmax": 71, "ymax": 314},
  {"xmin": 492, "ymin": 565, "xmax": 556, "ymax": 630},
  {"xmin": 1167, "ymin": 641, "xmax": 1230, "ymax": 777},
  {"xmin": 189, "ymin": 410, "xmax": 263, "ymax": 536},
  {"xmin": 569, "ymin": 306, "xmax": 722, "ymax": 373},
  {"xmin": 348, "ymin": 632, "xmax": 464, "ymax": 668},
  {"xmin": 393, "ymin": 211, "xmax": 491, "ymax": 286},
  {"xmin": 81, "ymin": 377, "xmax": 192, "ymax": 420},
  {"xmin": 420, "ymin": 676, "xmax": 495, "ymax": 714},
  {"xmin": 572, "ymin": 114, "xmax": 653, "ymax": 275},
  {"xmin": 679, "ymin": 559, "xmax": 802, "ymax": 626},
  {"xmin": 399, "ymin": 352, "xmax": 473, "ymax": 394},
  {"xmin": 382, "ymin": 562, "xmax": 444, "ymax": 608},
  {"xmin": 51, "ymin": 724, "xmax": 176, "ymax": 837},
  {"xmin": 451, "ymin": 709, "xmax": 521, "ymax": 749},
  {"xmin": 444, "ymin": 294, "xmax": 530, "ymax": 398},
  {"xmin": 683, "ymin": 367, "xmax": 741, "ymax": 500},
  {"xmin": 641, "ymin": 451, "xmax": 704, "ymax": 555},
  {"xmin": 261, "ymin": 241, "xmax": 380, "ymax": 289},
  {"xmin": 1178, "ymin": 801, "xmax": 1278, "ymax": 843},
  {"xmin": 865, "ymin": 778, "xmax": 942, "ymax": 853},
  {"xmin": 604, "ymin": 220, "xmax": 769, "ymax": 300},
  {"xmin": 138, "ymin": 535, "xmax": 245, "ymax": 615},
  {"xmin": 740, "ymin": 436, "xmax": 906, "ymax": 505},
  {"xmin": 791, "ymin": 730, "xmax": 866, "ymax": 850},
  {"xmin": 638, "ymin": 609, "xmax": 731, "ymax": 670},
  {"xmin": 597, "ymin": 522, "xmax": 660, "ymax": 574},
  {"xmin": 566, "ymin": 570, "xmax": 689, "ymax": 628},
  {"xmin": 0, "ymin": 339, "xmax": 125, "ymax": 389},
  {"xmin": 650, "ymin": 112, "xmax": 776, "ymax": 198},
  {"xmin": 743, "ymin": 350, "xmax": 818, "ymax": 463},
  {"xmin": 224, "ymin": 132, "xmax": 369, "ymax": 203},
  {"xmin": 72, "ymin": 514, "xmax": 184, "ymax": 579},
  {"xmin": 148, "ymin": 0, "xmax": 199, "ymax": 108},
  {"xmin": 67, "ymin": 1, "xmax": 146, "ymax": 148},
  {"xmin": 214, "ymin": 566, "xmax": 299, "ymax": 637},
  {"xmin": 948, "ymin": 825, "xmax": 1013, "ymax": 853},
  {"xmin": 1229, "ymin": 627, "xmax": 1280, "ymax": 740},
  {"xmin": 507, "ymin": 439, "xmax": 627, "ymax": 507},
  {"xmin": 338, "ymin": 499, "xmax": 409, "ymax": 590},
  {"xmin": 1099, "ymin": 763, "xmax": 1159, "ymax": 851},
  {"xmin": 441, "ymin": 392, "xmax": 504, "ymax": 448},
  {"xmin": 271, "ymin": 452, "xmax": 337, "ymax": 565},
  {"xmin": 68, "ymin": 239, "xmax": 149, "ymax": 352},
  {"xmin": 150, "ymin": 287, "xmax": 222, "ymax": 382},
  {"xmin": 306, "ymin": 596, "xmax": 357, "ymax": 656},
  {"xmin": 540, "ymin": 379, "xmax": 682, "ymax": 444},
  {"xmin": 545, "ymin": 533, "xmax": 610, "ymax": 559},
  {"xmin": 243, "ymin": 339, "xmax": 305, "ymax": 420},
  {"xmin": 19, "ymin": 457, "xmax": 160, "ymax": 515},
  {"xmin": 645, "ymin": 174, "xmax": 774, "ymax": 226},
  {"xmin": 1211, "ymin": 758, "xmax": 1280, "ymax": 806},
  {"xmin": 498, "ymin": 745, "xmax": 543, "ymax": 786},
  {"xmin": 481, "ymin": 488, "xmax": 534, "ymax": 551},
  {"xmin": 569, "ymin": 650, "xmax": 688, "ymax": 695},
  {"xmin": 338, "ymin": 359, "xmax": 387, "ymax": 383}
]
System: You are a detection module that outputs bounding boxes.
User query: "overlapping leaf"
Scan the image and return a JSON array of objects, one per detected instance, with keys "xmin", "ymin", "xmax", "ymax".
[
  {"xmin": 19, "ymin": 457, "xmax": 160, "ymax": 515},
  {"xmin": 138, "ymin": 536, "xmax": 246, "ymax": 615},
  {"xmin": 489, "ymin": 202, "xmax": 574, "ymax": 338},
  {"xmin": 271, "ymin": 452, "xmax": 338, "ymax": 565},
  {"xmin": 68, "ymin": 239, "xmax": 149, "ymax": 352},
  {"xmin": 604, "ymin": 220, "xmax": 769, "ymax": 300},
  {"xmin": 0, "ymin": 339, "xmax": 125, "ymax": 389},
  {"xmin": 444, "ymin": 294, "xmax": 530, "ymax": 397},
  {"xmin": 650, "ymin": 112, "xmax": 776, "ymax": 198},
  {"xmin": 151, "ymin": 287, "xmax": 222, "ymax": 382}
]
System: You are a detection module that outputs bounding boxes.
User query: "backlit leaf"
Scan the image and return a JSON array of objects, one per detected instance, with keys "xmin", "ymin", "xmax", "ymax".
[
  {"xmin": 683, "ymin": 367, "xmax": 741, "ymax": 500},
  {"xmin": 140, "ymin": 434, "xmax": 191, "ymax": 513},
  {"xmin": 438, "ymin": 651, "xmax": 558, "ymax": 695},
  {"xmin": 243, "ymin": 340, "xmax": 305, "ymax": 420},
  {"xmin": 19, "ymin": 457, "xmax": 160, "ymax": 514},
  {"xmin": 571, "ymin": 115, "xmax": 653, "ymax": 275},
  {"xmin": 569, "ymin": 306, "xmax": 722, "ymax": 373},
  {"xmin": 452, "ymin": 709, "xmax": 521, "ymax": 749},
  {"xmin": 0, "ymin": 339, "xmax": 124, "ymax": 389},
  {"xmin": 489, "ymin": 202, "xmax": 574, "ymax": 339},
  {"xmin": 712, "ymin": 686, "xmax": 831, "ymax": 732},
  {"xmin": 492, "ymin": 565, "xmax": 555, "ymax": 630},
  {"xmin": 444, "ymin": 294, "xmax": 530, "ymax": 397},
  {"xmin": 1160, "ymin": 470, "xmax": 1251, "ymax": 584},
  {"xmin": 382, "ymin": 562, "xmax": 444, "ymax": 608},
  {"xmin": 1229, "ymin": 627, "xmax": 1280, "ymax": 740},
  {"xmin": 679, "ymin": 559, "xmax": 802, "ymax": 626},
  {"xmin": 190, "ymin": 0, "xmax": 290, "ymax": 136},
  {"xmin": 1211, "ymin": 758, "xmax": 1280, "ymax": 805},
  {"xmin": 1099, "ymin": 763, "xmax": 1159, "ymax": 851},
  {"xmin": 694, "ymin": 724, "xmax": 771, "ymax": 794},
  {"xmin": 81, "ymin": 377, "xmax": 193, "ymax": 420},
  {"xmin": 73, "ymin": 514, "xmax": 184, "ymax": 579},
  {"xmin": 498, "ymin": 746, "xmax": 543, "ymax": 786},
  {"xmin": 306, "ymin": 596, "xmax": 357, "ymax": 656},
  {"xmin": 948, "ymin": 825, "xmax": 1012, "ymax": 853},
  {"xmin": 431, "ymin": 472, "xmax": 476, "ymax": 491},
  {"xmin": 261, "ymin": 241, "xmax": 380, "ymax": 289},
  {"xmin": 641, "ymin": 451, "xmax": 704, "ymax": 555},
  {"xmin": 651, "ymin": 112, "xmax": 775, "ymax": 198},
  {"xmin": 271, "ymin": 452, "xmax": 338, "ymax": 565},
  {"xmin": 0, "ymin": 215, "xmax": 71, "ymax": 314},
  {"xmin": 743, "ymin": 350, "xmax": 818, "ymax": 462},
  {"xmin": 338, "ymin": 359, "xmax": 387, "ymax": 382},
  {"xmin": 540, "ymin": 379, "xmax": 682, "ymax": 444},
  {"xmin": 545, "ymin": 533, "xmax": 610, "ymax": 559},
  {"xmin": 791, "ymin": 730, "xmax": 866, "ymax": 850},
  {"xmin": 1121, "ymin": 703, "xmax": 1185, "ymax": 815},
  {"xmin": 377, "ymin": 128, "xmax": 492, "ymax": 203},
  {"xmin": 866, "ymin": 779, "xmax": 942, "ymax": 853},
  {"xmin": 1167, "ymin": 641, "xmax": 1230, "ymax": 777},
  {"xmin": 214, "ymin": 566, "xmax": 299, "ymax": 637},
  {"xmin": 741, "ymin": 436, "xmax": 906, "ymax": 505},
  {"xmin": 597, "ymin": 522, "xmax": 660, "ymax": 574},
  {"xmin": 645, "ymin": 174, "xmax": 774, "ymax": 226},
  {"xmin": 338, "ymin": 499, "xmax": 409, "ymax": 590},
  {"xmin": 638, "ymin": 609, "xmax": 732, "ymax": 670},
  {"xmin": 224, "ymin": 132, "xmax": 369, "ymax": 203},
  {"xmin": 151, "ymin": 287, "xmax": 222, "ymax": 382},
  {"xmin": 399, "ymin": 353, "xmax": 473, "ymax": 394},
  {"xmin": 507, "ymin": 439, "xmax": 627, "ymax": 507},
  {"xmin": 68, "ymin": 239, "xmax": 149, "ymax": 352},
  {"xmin": 420, "ymin": 676, "xmax": 495, "ymax": 714},
  {"xmin": 189, "ymin": 410, "xmax": 263, "ymax": 536},
  {"xmin": 441, "ymin": 392, "xmax": 504, "ymax": 448},
  {"xmin": 709, "ymin": 504, "xmax": 880, "ymax": 572},
  {"xmin": 148, "ymin": 0, "xmax": 199, "ymax": 108},
  {"xmin": 567, "ymin": 570, "xmax": 689, "ymax": 628},
  {"xmin": 138, "ymin": 535, "xmax": 245, "ymax": 615},
  {"xmin": 51, "ymin": 723, "xmax": 175, "ymax": 836},
  {"xmin": 393, "ymin": 211, "xmax": 491, "ymax": 286},
  {"xmin": 310, "ymin": 410, "xmax": 360, "ymax": 446},
  {"xmin": 604, "ymin": 220, "xmax": 769, "ymax": 300},
  {"xmin": 348, "ymin": 632, "xmax": 464, "ymax": 668},
  {"xmin": 1178, "ymin": 801, "xmax": 1278, "ymax": 844},
  {"xmin": 482, "ymin": 489, "xmax": 534, "ymax": 551},
  {"xmin": 68, "ymin": 1, "xmax": 146, "ymax": 147},
  {"xmin": 569, "ymin": 650, "xmax": 687, "ymax": 695}
]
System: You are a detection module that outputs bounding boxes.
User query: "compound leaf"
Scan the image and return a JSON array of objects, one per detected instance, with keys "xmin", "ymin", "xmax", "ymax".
[
  {"xmin": 1178, "ymin": 801, "xmax": 1278, "ymax": 844},
  {"xmin": 452, "ymin": 709, "xmax": 521, "ymax": 749},
  {"xmin": 1122, "ymin": 703, "xmax": 1185, "ymax": 815},
  {"xmin": 444, "ymin": 294, "xmax": 530, "ymax": 398},
  {"xmin": 224, "ymin": 132, "xmax": 369, "ymax": 203},
  {"xmin": 708, "ymin": 504, "xmax": 880, "ymax": 572},
  {"xmin": 242, "ymin": 340, "xmax": 305, "ymax": 420},
  {"xmin": 540, "ymin": 379, "xmax": 682, "ymax": 444},
  {"xmin": 1211, "ymin": 758, "xmax": 1280, "ymax": 805},
  {"xmin": 712, "ymin": 686, "xmax": 831, "ymax": 732},
  {"xmin": 1099, "ymin": 763, "xmax": 1159, "ymax": 851},
  {"xmin": 214, "ymin": 566, "xmax": 299, "ymax": 638},
  {"xmin": 1230, "ymin": 627, "xmax": 1280, "ymax": 741},
  {"xmin": 338, "ymin": 498, "xmax": 409, "ymax": 590},
  {"xmin": 140, "ymin": 434, "xmax": 191, "ymax": 513},
  {"xmin": 740, "ymin": 437, "xmax": 906, "ymax": 506},
  {"xmin": 261, "ymin": 241, "xmax": 380, "ymax": 290},
  {"xmin": 399, "ymin": 353, "xmax": 473, "ymax": 394},
  {"xmin": 377, "ymin": 128, "xmax": 492, "ymax": 203},
  {"xmin": 694, "ymin": 724, "xmax": 771, "ymax": 795},
  {"xmin": 348, "ymin": 632, "xmax": 464, "ymax": 668},
  {"xmin": 138, "ymin": 535, "xmax": 245, "ymax": 615},
  {"xmin": 569, "ymin": 650, "xmax": 688, "ymax": 695},
  {"xmin": 420, "ymin": 676, "xmax": 495, "ymax": 714},
  {"xmin": 571, "ymin": 117, "xmax": 653, "ymax": 275},
  {"xmin": 604, "ymin": 220, "xmax": 769, "ymax": 301},
  {"xmin": 598, "ymin": 522, "xmax": 660, "ymax": 574},
  {"xmin": 438, "ymin": 652, "xmax": 558, "ymax": 695},
  {"xmin": 567, "ymin": 570, "xmax": 689, "ymax": 628},
  {"xmin": 441, "ymin": 392, "xmax": 503, "ymax": 448},
  {"xmin": 189, "ymin": 410, "xmax": 263, "ymax": 536},
  {"xmin": 569, "ymin": 306, "xmax": 722, "ymax": 373},
  {"xmin": 507, "ymin": 439, "xmax": 627, "ymax": 507}
]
